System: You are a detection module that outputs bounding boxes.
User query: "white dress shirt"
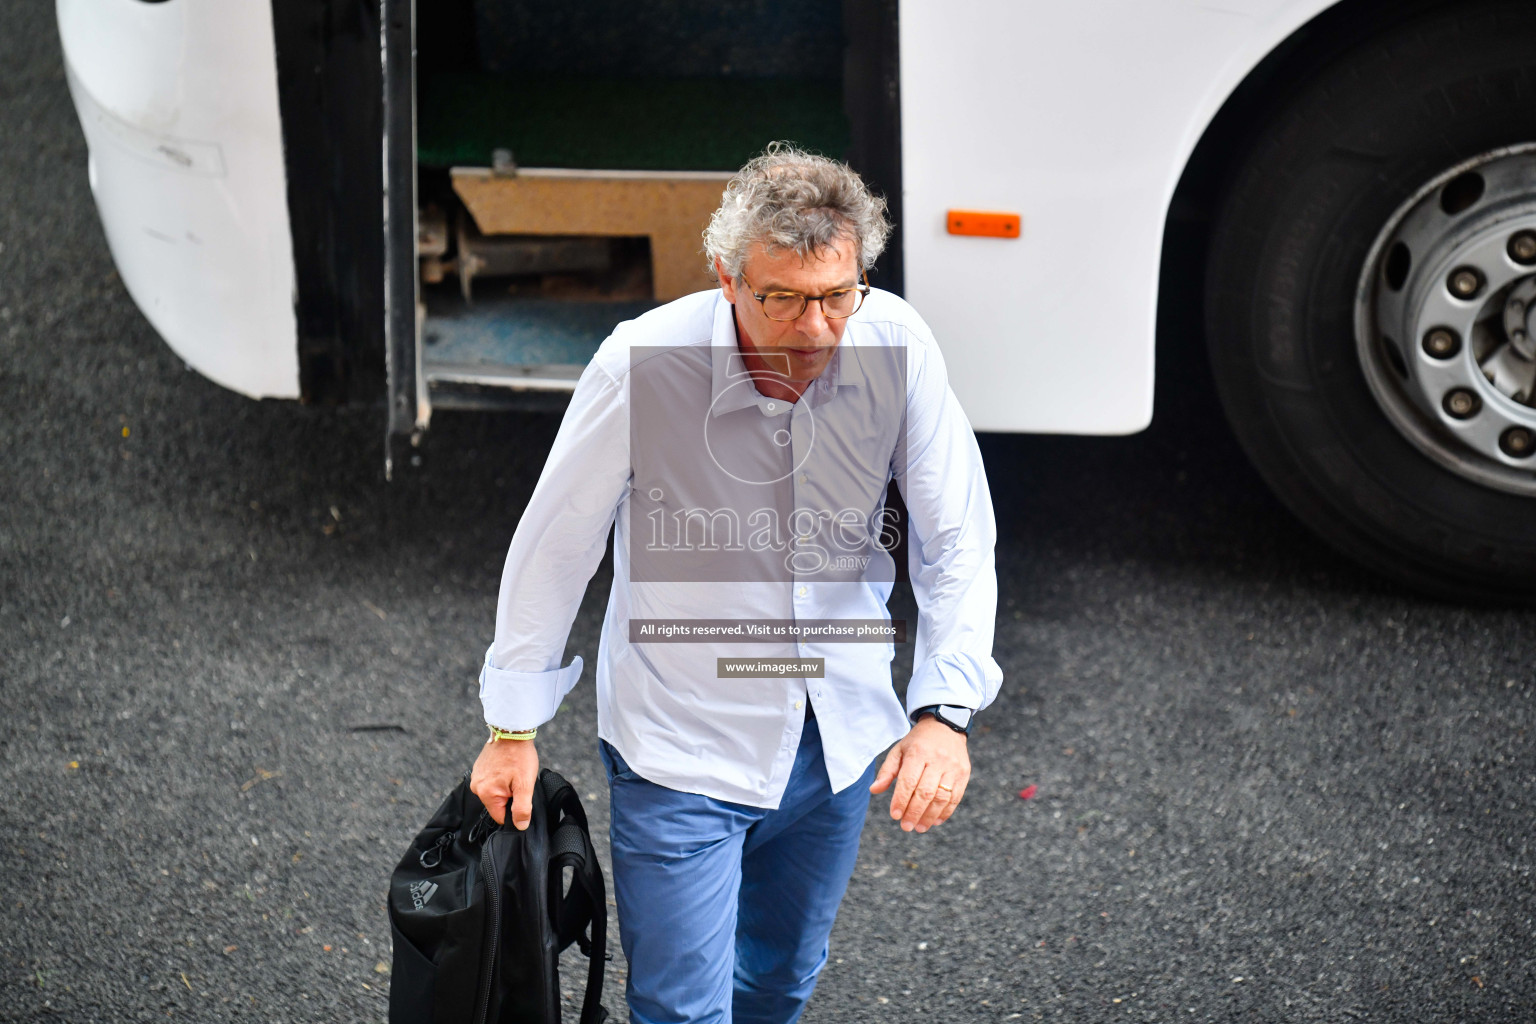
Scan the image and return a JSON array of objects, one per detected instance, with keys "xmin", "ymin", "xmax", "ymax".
[{"xmin": 481, "ymin": 287, "xmax": 1003, "ymax": 808}]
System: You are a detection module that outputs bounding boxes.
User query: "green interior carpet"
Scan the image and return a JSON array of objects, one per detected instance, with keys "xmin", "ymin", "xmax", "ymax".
[{"xmin": 417, "ymin": 73, "xmax": 850, "ymax": 170}]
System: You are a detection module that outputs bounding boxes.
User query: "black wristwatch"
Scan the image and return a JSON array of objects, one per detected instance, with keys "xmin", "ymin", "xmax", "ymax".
[{"xmin": 911, "ymin": 704, "xmax": 974, "ymax": 736}]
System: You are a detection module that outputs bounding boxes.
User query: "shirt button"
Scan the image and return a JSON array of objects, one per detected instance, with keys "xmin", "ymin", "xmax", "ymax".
[
  {"xmin": 797, "ymin": 586, "xmax": 808, "ymax": 597},
  {"xmin": 793, "ymin": 700, "xmax": 803, "ymax": 710},
  {"xmin": 798, "ymin": 473, "xmax": 808, "ymax": 483}
]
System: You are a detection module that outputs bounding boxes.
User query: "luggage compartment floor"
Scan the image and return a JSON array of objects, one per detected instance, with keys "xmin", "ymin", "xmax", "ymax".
[{"xmin": 421, "ymin": 294, "xmax": 659, "ymax": 372}]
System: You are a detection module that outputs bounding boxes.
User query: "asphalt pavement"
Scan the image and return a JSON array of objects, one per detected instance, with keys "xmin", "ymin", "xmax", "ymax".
[{"xmin": 1, "ymin": 4, "xmax": 1532, "ymax": 1021}]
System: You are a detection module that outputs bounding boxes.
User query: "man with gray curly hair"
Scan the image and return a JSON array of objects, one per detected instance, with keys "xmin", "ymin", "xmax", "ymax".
[
  {"xmin": 705, "ymin": 142, "xmax": 892, "ymax": 283},
  {"xmin": 472, "ymin": 143, "xmax": 1002, "ymax": 1023}
]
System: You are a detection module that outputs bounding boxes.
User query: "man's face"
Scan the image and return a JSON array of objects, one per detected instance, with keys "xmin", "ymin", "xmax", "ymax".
[{"xmin": 717, "ymin": 240, "xmax": 860, "ymax": 387}]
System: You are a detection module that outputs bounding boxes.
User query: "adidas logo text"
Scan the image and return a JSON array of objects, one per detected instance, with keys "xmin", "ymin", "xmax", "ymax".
[{"xmin": 409, "ymin": 880, "xmax": 439, "ymax": 910}]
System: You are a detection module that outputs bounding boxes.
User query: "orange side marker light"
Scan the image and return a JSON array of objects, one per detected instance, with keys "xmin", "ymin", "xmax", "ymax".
[{"xmin": 947, "ymin": 210, "xmax": 1021, "ymax": 238}]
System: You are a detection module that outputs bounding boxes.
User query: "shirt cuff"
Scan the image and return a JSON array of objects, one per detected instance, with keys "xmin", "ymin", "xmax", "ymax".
[
  {"xmin": 905, "ymin": 652, "xmax": 1002, "ymax": 721},
  {"xmin": 479, "ymin": 646, "xmax": 584, "ymax": 731}
]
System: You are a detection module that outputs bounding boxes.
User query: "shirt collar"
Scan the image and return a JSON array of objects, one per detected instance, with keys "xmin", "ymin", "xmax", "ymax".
[{"xmin": 708, "ymin": 292, "xmax": 868, "ymax": 419}]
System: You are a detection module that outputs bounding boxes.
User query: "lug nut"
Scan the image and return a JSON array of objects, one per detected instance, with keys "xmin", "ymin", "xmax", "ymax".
[
  {"xmin": 1499, "ymin": 426, "xmax": 1535, "ymax": 457},
  {"xmin": 1509, "ymin": 230, "xmax": 1536, "ymax": 266},
  {"xmin": 1442, "ymin": 388, "xmax": 1481, "ymax": 419},
  {"xmin": 1421, "ymin": 327, "xmax": 1461, "ymax": 359},
  {"xmin": 1447, "ymin": 266, "xmax": 1484, "ymax": 300}
]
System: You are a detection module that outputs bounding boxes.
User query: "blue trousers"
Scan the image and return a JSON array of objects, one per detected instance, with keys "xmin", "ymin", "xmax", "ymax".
[{"xmin": 599, "ymin": 716, "xmax": 878, "ymax": 1024}]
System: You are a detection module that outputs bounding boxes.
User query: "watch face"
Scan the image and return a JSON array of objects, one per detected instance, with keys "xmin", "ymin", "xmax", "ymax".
[
  {"xmin": 915, "ymin": 705, "xmax": 972, "ymax": 733},
  {"xmin": 934, "ymin": 706, "xmax": 971, "ymax": 732}
]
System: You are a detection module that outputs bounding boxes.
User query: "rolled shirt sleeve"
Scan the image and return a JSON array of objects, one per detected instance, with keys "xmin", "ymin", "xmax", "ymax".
[
  {"xmin": 479, "ymin": 651, "xmax": 586, "ymax": 733},
  {"xmin": 480, "ymin": 357, "xmax": 631, "ymax": 731},
  {"xmin": 895, "ymin": 328, "xmax": 1005, "ymax": 719}
]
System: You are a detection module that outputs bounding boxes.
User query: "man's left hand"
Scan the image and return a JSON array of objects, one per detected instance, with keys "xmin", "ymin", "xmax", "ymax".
[{"xmin": 869, "ymin": 716, "xmax": 970, "ymax": 832}]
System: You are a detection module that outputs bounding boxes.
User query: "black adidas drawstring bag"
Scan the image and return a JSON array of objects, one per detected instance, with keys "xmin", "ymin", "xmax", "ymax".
[{"xmin": 387, "ymin": 768, "xmax": 608, "ymax": 1024}]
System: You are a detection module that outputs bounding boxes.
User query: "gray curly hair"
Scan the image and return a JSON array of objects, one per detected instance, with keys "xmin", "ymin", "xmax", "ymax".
[{"xmin": 704, "ymin": 142, "xmax": 892, "ymax": 280}]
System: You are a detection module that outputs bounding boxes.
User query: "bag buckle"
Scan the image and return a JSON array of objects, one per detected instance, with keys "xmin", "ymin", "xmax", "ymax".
[
  {"xmin": 467, "ymin": 810, "xmax": 496, "ymax": 845},
  {"xmin": 418, "ymin": 830, "xmax": 456, "ymax": 869}
]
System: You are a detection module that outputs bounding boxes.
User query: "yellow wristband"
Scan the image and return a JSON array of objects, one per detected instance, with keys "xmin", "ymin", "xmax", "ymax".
[{"xmin": 488, "ymin": 724, "xmax": 537, "ymax": 742}]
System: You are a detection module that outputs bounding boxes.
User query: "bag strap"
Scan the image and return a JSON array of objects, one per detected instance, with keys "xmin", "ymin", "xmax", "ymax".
[
  {"xmin": 541, "ymin": 772, "xmax": 608, "ymax": 1024},
  {"xmin": 540, "ymin": 772, "xmax": 589, "ymax": 831}
]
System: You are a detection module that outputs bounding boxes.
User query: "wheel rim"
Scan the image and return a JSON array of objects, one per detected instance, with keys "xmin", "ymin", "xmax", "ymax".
[{"xmin": 1356, "ymin": 144, "xmax": 1536, "ymax": 496}]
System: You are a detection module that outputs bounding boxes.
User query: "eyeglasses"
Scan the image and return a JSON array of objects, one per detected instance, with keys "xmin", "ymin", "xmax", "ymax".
[{"xmin": 740, "ymin": 272, "xmax": 870, "ymax": 322}]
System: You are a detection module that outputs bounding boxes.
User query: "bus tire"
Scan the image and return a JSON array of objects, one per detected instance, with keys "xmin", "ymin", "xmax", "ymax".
[{"xmin": 1204, "ymin": 0, "xmax": 1536, "ymax": 602}]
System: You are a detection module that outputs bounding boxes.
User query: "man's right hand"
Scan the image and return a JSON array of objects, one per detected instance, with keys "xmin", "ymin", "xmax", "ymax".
[{"xmin": 470, "ymin": 737, "xmax": 540, "ymax": 829}]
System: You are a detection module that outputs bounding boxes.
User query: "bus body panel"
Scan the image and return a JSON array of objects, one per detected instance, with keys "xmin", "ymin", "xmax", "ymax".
[
  {"xmin": 57, "ymin": 0, "xmax": 299, "ymax": 399},
  {"xmin": 900, "ymin": 0, "xmax": 1338, "ymax": 433},
  {"xmin": 56, "ymin": 0, "xmax": 1347, "ymax": 424}
]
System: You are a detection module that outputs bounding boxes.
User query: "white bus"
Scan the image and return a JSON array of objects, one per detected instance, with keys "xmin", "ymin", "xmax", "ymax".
[{"xmin": 57, "ymin": 0, "xmax": 1536, "ymax": 600}]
